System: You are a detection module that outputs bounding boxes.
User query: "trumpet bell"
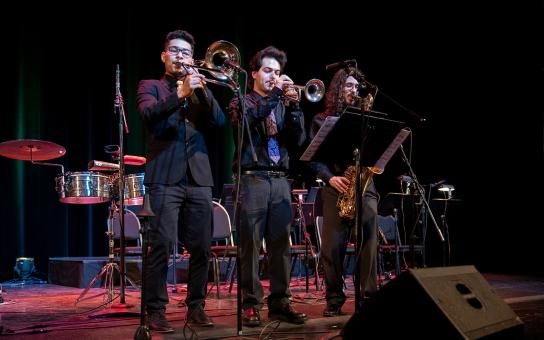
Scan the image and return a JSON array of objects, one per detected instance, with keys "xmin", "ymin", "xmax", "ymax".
[
  {"xmin": 304, "ymin": 79, "xmax": 325, "ymax": 102},
  {"xmin": 204, "ymin": 40, "xmax": 241, "ymax": 81}
]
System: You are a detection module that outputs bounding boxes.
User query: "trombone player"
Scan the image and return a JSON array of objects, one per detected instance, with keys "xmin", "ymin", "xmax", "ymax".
[
  {"xmin": 228, "ymin": 46, "xmax": 308, "ymax": 327},
  {"xmin": 137, "ymin": 29, "xmax": 225, "ymax": 332}
]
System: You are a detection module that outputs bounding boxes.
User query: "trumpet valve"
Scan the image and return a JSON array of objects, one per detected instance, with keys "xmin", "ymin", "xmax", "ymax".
[{"xmin": 282, "ymin": 84, "xmax": 300, "ymax": 99}]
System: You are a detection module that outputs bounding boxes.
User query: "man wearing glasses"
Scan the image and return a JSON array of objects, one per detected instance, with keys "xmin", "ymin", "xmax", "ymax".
[
  {"xmin": 308, "ymin": 67, "xmax": 379, "ymax": 317},
  {"xmin": 137, "ymin": 29, "xmax": 225, "ymax": 332}
]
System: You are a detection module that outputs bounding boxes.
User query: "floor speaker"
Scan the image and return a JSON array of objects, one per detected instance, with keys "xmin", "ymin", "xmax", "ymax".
[{"xmin": 342, "ymin": 265, "xmax": 524, "ymax": 339}]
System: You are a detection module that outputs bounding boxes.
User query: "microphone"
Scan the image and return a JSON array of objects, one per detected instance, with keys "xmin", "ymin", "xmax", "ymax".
[
  {"xmin": 397, "ymin": 175, "xmax": 413, "ymax": 183},
  {"xmin": 223, "ymin": 59, "xmax": 242, "ymax": 71},
  {"xmin": 213, "ymin": 53, "xmax": 241, "ymax": 71},
  {"xmin": 325, "ymin": 59, "xmax": 356, "ymax": 71}
]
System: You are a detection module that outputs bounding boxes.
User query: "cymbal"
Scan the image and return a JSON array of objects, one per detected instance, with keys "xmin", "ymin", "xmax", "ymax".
[
  {"xmin": 432, "ymin": 198, "xmax": 463, "ymax": 202},
  {"xmin": 0, "ymin": 139, "xmax": 66, "ymax": 161},
  {"xmin": 124, "ymin": 155, "xmax": 146, "ymax": 166}
]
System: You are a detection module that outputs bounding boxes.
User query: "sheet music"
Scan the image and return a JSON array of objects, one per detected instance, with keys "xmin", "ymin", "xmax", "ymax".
[
  {"xmin": 371, "ymin": 128, "xmax": 411, "ymax": 173},
  {"xmin": 299, "ymin": 116, "xmax": 339, "ymax": 161}
]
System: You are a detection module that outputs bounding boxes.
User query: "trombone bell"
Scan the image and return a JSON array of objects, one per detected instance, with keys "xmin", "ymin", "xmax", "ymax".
[{"xmin": 204, "ymin": 40, "xmax": 241, "ymax": 81}]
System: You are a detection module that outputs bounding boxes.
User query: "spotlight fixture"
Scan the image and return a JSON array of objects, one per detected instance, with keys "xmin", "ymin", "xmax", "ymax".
[{"xmin": 437, "ymin": 184, "xmax": 455, "ymax": 199}]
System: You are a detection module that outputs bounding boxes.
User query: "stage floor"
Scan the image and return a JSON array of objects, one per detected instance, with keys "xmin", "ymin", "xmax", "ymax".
[{"xmin": 1, "ymin": 272, "xmax": 543, "ymax": 339}]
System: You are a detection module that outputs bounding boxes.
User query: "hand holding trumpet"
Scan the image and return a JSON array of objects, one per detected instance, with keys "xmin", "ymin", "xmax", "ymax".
[{"xmin": 274, "ymin": 74, "xmax": 294, "ymax": 92}]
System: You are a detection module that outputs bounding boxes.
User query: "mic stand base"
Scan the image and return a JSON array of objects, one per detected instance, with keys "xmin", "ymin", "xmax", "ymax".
[
  {"xmin": 134, "ymin": 326, "xmax": 151, "ymax": 340},
  {"xmin": 89, "ymin": 303, "xmax": 139, "ymax": 318}
]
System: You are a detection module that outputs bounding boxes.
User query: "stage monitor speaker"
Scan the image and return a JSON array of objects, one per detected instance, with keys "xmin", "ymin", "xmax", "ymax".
[{"xmin": 342, "ymin": 265, "xmax": 524, "ymax": 339}]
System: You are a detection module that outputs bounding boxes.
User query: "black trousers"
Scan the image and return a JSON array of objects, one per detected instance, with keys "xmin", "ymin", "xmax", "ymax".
[
  {"xmin": 238, "ymin": 174, "xmax": 293, "ymax": 310},
  {"xmin": 144, "ymin": 181, "xmax": 212, "ymax": 311},
  {"xmin": 320, "ymin": 180, "xmax": 378, "ymax": 308}
]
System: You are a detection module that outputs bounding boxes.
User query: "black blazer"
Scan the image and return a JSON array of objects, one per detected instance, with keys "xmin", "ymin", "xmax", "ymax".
[{"xmin": 137, "ymin": 76, "xmax": 225, "ymax": 186}]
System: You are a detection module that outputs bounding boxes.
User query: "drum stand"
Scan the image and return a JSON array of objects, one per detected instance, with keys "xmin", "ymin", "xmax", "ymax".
[
  {"xmin": 291, "ymin": 190, "xmax": 319, "ymax": 292},
  {"xmin": 75, "ymin": 201, "xmax": 138, "ymax": 305}
]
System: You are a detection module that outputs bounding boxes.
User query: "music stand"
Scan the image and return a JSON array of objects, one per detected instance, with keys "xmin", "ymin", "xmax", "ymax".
[{"xmin": 300, "ymin": 107, "xmax": 409, "ymax": 310}]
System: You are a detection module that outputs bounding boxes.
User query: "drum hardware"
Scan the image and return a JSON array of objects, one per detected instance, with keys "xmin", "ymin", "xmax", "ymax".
[
  {"xmin": 0, "ymin": 139, "xmax": 66, "ymax": 161},
  {"xmin": 291, "ymin": 189, "xmax": 320, "ymax": 293},
  {"xmin": 0, "ymin": 138, "xmax": 66, "ymax": 189},
  {"xmin": 88, "ymin": 160, "xmax": 120, "ymax": 171},
  {"xmin": 55, "ymin": 171, "xmax": 112, "ymax": 204},
  {"xmin": 75, "ymin": 201, "xmax": 139, "ymax": 306},
  {"xmin": 116, "ymin": 173, "xmax": 145, "ymax": 206}
]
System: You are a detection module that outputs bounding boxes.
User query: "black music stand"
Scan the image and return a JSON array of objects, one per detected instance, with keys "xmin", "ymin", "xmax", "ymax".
[{"xmin": 301, "ymin": 107, "xmax": 408, "ymax": 310}]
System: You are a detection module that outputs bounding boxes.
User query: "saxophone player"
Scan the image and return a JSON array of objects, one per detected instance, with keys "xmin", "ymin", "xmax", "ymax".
[{"xmin": 308, "ymin": 66, "xmax": 379, "ymax": 316}]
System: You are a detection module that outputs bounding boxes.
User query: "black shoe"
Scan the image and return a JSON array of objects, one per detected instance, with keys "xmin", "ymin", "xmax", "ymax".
[
  {"xmin": 147, "ymin": 310, "xmax": 174, "ymax": 333},
  {"xmin": 268, "ymin": 304, "xmax": 307, "ymax": 324},
  {"xmin": 242, "ymin": 307, "xmax": 261, "ymax": 327},
  {"xmin": 323, "ymin": 304, "xmax": 343, "ymax": 317},
  {"xmin": 187, "ymin": 307, "xmax": 214, "ymax": 327}
]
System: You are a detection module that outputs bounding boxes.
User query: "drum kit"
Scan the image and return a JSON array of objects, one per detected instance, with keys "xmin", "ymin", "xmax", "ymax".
[
  {"xmin": 0, "ymin": 138, "xmax": 147, "ymax": 304},
  {"xmin": 0, "ymin": 138, "xmax": 146, "ymax": 206}
]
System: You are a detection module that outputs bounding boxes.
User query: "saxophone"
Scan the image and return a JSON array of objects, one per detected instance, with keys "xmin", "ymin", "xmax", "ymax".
[
  {"xmin": 337, "ymin": 166, "xmax": 374, "ymax": 219},
  {"xmin": 336, "ymin": 93, "xmax": 377, "ymax": 219}
]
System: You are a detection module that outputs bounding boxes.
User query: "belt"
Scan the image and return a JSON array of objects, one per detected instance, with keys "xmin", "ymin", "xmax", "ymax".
[{"xmin": 242, "ymin": 170, "xmax": 287, "ymax": 178}]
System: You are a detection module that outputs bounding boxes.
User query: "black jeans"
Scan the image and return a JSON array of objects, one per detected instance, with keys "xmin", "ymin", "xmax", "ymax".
[
  {"xmin": 320, "ymin": 181, "xmax": 378, "ymax": 307},
  {"xmin": 237, "ymin": 173, "xmax": 293, "ymax": 310},
  {"xmin": 144, "ymin": 181, "xmax": 212, "ymax": 311}
]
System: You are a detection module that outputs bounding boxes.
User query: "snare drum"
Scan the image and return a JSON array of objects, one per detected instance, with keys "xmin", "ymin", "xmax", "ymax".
[
  {"xmin": 55, "ymin": 171, "xmax": 112, "ymax": 204},
  {"xmin": 122, "ymin": 173, "xmax": 145, "ymax": 206}
]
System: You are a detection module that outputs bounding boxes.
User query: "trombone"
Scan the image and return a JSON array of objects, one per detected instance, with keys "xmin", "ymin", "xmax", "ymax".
[
  {"xmin": 283, "ymin": 79, "xmax": 325, "ymax": 104},
  {"xmin": 179, "ymin": 40, "xmax": 241, "ymax": 91}
]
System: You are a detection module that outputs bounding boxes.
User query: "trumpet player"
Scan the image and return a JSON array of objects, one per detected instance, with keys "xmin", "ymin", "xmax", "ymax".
[
  {"xmin": 308, "ymin": 66, "xmax": 379, "ymax": 317},
  {"xmin": 137, "ymin": 29, "xmax": 225, "ymax": 332},
  {"xmin": 228, "ymin": 46, "xmax": 307, "ymax": 327}
]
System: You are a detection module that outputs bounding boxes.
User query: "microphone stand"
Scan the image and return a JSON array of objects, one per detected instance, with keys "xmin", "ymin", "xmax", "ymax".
[
  {"xmin": 230, "ymin": 69, "xmax": 257, "ymax": 336},
  {"xmin": 182, "ymin": 64, "xmax": 250, "ymax": 335},
  {"xmin": 351, "ymin": 64, "xmax": 374, "ymax": 312},
  {"xmin": 134, "ymin": 193, "xmax": 154, "ymax": 340},
  {"xmin": 91, "ymin": 65, "xmax": 137, "ymax": 318},
  {"xmin": 398, "ymin": 145, "xmax": 444, "ymax": 250}
]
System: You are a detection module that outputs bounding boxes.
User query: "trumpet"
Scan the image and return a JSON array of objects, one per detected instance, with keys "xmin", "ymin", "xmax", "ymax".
[
  {"xmin": 282, "ymin": 79, "xmax": 325, "ymax": 103},
  {"xmin": 179, "ymin": 40, "xmax": 241, "ymax": 91}
]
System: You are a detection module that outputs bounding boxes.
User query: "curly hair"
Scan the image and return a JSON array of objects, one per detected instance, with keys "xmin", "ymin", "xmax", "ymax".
[
  {"xmin": 323, "ymin": 67, "xmax": 365, "ymax": 117},
  {"xmin": 248, "ymin": 46, "xmax": 287, "ymax": 89},
  {"xmin": 164, "ymin": 30, "xmax": 195, "ymax": 51}
]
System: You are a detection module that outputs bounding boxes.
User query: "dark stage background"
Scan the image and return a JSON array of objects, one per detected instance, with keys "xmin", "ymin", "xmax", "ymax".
[{"xmin": 0, "ymin": 6, "xmax": 542, "ymax": 281}]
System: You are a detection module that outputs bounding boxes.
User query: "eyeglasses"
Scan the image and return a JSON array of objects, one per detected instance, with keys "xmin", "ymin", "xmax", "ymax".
[
  {"xmin": 344, "ymin": 82, "xmax": 359, "ymax": 90},
  {"xmin": 166, "ymin": 46, "xmax": 193, "ymax": 58}
]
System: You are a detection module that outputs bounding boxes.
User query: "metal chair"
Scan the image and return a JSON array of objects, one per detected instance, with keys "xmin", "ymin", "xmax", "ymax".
[{"xmin": 209, "ymin": 200, "xmax": 237, "ymax": 298}]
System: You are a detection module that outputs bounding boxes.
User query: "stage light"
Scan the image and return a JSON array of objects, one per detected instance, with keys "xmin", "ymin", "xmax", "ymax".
[
  {"xmin": 14, "ymin": 257, "xmax": 36, "ymax": 280},
  {"xmin": 438, "ymin": 184, "xmax": 455, "ymax": 199}
]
